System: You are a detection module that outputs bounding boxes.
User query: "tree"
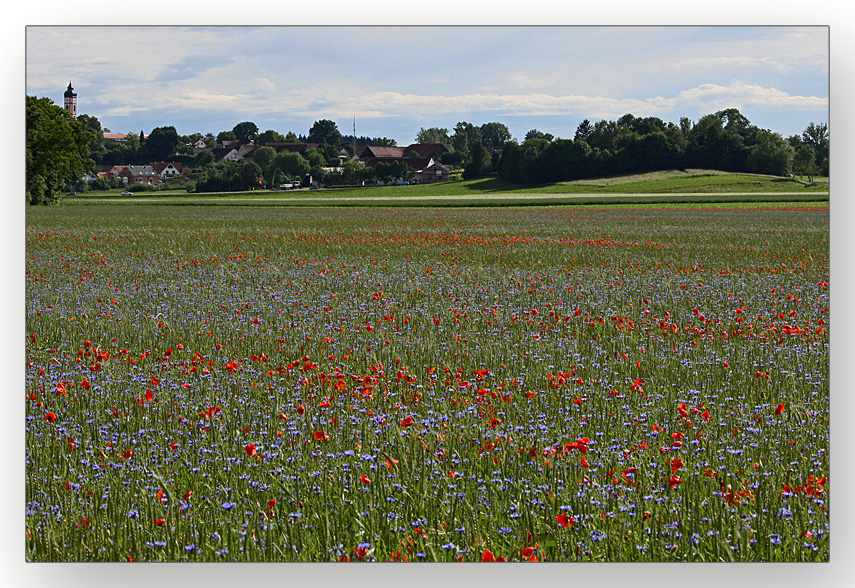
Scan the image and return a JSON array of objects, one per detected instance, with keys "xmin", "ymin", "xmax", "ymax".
[
  {"xmin": 745, "ymin": 129, "xmax": 794, "ymax": 176},
  {"xmin": 715, "ymin": 108, "xmax": 751, "ymax": 137},
  {"xmin": 452, "ymin": 122, "xmax": 482, "ymax": 155},
  {"xmin": 308, "ymin": 119, "xmax": 342, "ymax": 146},
  {"xmin": 415, "ymin": 127, "xmax": 451, "ymax": 149},
  {"xmin": 801, "ymin": 122, "xmax": 829, "ymax": 166},
  {"xmin": 257, "ymin": 129, "xmax": 285, "ymax": 144},
  {"xmin": 462, "ymin": 143, "xmax": 492, "ymax": 179},
  {"xmin": 794, "ymin": 145, "xmax": 818, "ymax": 183},
  {"xmin": 480, "ymin": 122, "xmax": 511, "ymax": 147},
  {"xmin": 525, "ymin": 129, "xmax": 554, "ymax": 142},
  {"xmin": 240, "ymin": 162, "xmax": 262, "ymax": 189},
  {"xmin": 574, "ymin": 119, "xmax": 593, "ymax": 141},
  {"xmin": 685, "ymin": 114, "xmax": 746, "ymax": 172},
  {"xmin": 252, "ymin": 146, "xmax": 276, "ymax": 175},
  {"xmin": 232, "ymin": 121, "xmax": 259, "ymax": 144},
  {"xmin": 284, "ymin": 131, "xmax": 299, "ymax": 143},
  {"xmin": 142, "ymin": 126, "xmax": 180, "ymax": 162},
  {"xmin": 194, "ymin": 150, "xmax": 215, "ymax": 167},
  {"xmin": 217, "ymin": 130, "xmax": 236, "ymax": 143},
  {"xmin": 77, "ymin": 114, "xmax": 106, "ymax": 164},
  {"xmin": 273, "ymin": 151, "xmax": 311, "ymax": 180},
  {"xmin": 26, "ymin": 96, "xmax": 93, "ymax": 205}
]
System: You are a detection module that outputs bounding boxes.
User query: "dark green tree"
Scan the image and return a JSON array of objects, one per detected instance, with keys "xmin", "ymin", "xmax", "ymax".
[
  {"xmin": 794, "ymin": 145, "xmax": 818, "ymax": 183},
  {"xmin": 216, "ymin": 130, "xmax": 237, "ymax": 143},
  {"xmin": 26, "ymin": 96, "xmax": 93, "ymax": 205},
  {"xmin": 801, "ymin": 122, "xmax": 829, "ymax": 166},
  {"xmin": 240, "ymin": 161, "xmax": 263, "ymax": 189},
  {"xmin": 415, "ymin": 127, "xmax": 451, "ymax": 149},
  {"xmin": 574, "ymin": 119, "xmax": 593, "ymax": 141},
  {"xmin": 233, "ymin": 121, "xmax": 259, "ymax": 144},
  {"xmin": 462, "ymin": 143, "xmax": 492, "ymax": 179},
  {"xmin": 273, "ymin": 151, "xmax": 311, "ymax": 180},
  {"xmin": 257, "ymin": 129, "xmax": 285, "ymax": 144},
  {"xmin": 480, "ymin": 122, "xmax": 511, "ymax": 147},
  {"xmin": 308, "ymin": 119, "xmax": 342, "ymax": 146},
  {"xmin": 715, "ymin": 108, "xmax": 751, "ymax": 137},
  {"xmin": 252, "ymin": 146, "xmax": 276, "ymax": 175},
  {"xmin": 525, "ymin": 129, "xmax": 554, "ymax": 142},
  {"xmin": 143, "ymin": 126, "xmax": 180, "ymax": 161},
  {"xmin": 77, "ymin": 114, "xmax": 106, "ymax": 164},
  {"xmin": 745, "ymin": 129, "xmax": 794, "ymax": 176},
  {"xmin": 452, "ymin": 122, "xmax": 482, "ymax": 155}
]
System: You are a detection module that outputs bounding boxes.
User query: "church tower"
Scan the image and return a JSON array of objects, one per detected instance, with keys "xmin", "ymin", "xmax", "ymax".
[{"xmin": 63, "ymin": 81, "xmax": 77, "ymax": 118}]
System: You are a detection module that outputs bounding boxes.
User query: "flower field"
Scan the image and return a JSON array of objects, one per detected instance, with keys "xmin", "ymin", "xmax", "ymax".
[{"xmin": 25, "ymin": 204, "xmax": 829, "ymax": 562}]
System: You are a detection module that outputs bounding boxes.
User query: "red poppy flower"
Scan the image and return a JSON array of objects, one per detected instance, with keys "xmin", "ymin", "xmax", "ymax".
[
  {"xmin": 776, "ymin": 403, "xmax": 785, "ymax": 416},
  {"xmin": 400, "ymin": 416, "xmax": 414, "ymax": 428},
  {"xmin": 44, "ymin": 412, "xmax": 57, "ymax": 423},
  {"xmin": 313, "ymin": 431, "xmax": 326, "ymax": 441},
  {"xmin": 122, "ymin": 449, "xmax": 133, "ymax": 460},
  {"xmin": 622, "ymin": 467, "xmax": 638, "ymax": 479},
  {"xmin": 154, "ymin": 518, "xmax": 166, "ymax": 526},
  {"xmin": 488, "ymin": 418, "xmax": 501, "ymax": 428},
  {"xmin": 556, "ymin": 514, "xmax": 575, "ymax": 528},
  {"xmin": 671, "ymin": 458, "xmax": 684, "ymax": 473},
  {"xmin": 245, "ymin": 444, "xmax": 257, "ymax": 457},
  {"xmin": 296, "ymin": 405, "xmax": 305, "ymax": 415},
  {"xmin": 482, "ymin": 549, "xmax": 506, "ymax": 562},
  {"xmin": 183, "ymin": 491, "xmax": 193, "ymax": 500},
  {"xmin": 360, "ymin": 475, "xmax": 371, "ymax": 484},
  {"xmin": 668, "ymin": 475, "xmax": 682, "ymax": 489}
]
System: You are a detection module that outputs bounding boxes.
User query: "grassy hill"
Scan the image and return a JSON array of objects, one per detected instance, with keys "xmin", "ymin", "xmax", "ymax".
[{"xmin": 64, "ymin": 170, "xmax": 828, "ymax": 207}]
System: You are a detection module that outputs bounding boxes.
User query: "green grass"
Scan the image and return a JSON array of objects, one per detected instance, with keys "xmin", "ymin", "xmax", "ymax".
[{"xmin": 64, "ymin": 170, "xmax": 828, "ymax": 206}]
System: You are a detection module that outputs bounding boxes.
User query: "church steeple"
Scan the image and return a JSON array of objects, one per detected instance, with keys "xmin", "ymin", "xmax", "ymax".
[{"xmin": 63, "ymin": 81, "xmax": 77, "ymax": 118}]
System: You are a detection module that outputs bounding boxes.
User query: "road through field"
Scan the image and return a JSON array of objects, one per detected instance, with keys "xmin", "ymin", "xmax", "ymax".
[{"xmin": 91, "ymin": 191, "xmax": 828, "ymax": 206}]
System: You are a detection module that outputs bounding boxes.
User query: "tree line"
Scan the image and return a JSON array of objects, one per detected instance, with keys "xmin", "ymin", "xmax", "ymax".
[
  {"xmin": 26, "ymin": 93, "xmax": 828, "ymax": 204},
  {"xmin": 496, "ymin": 110, "xmax": 828, "ymax": 185}
]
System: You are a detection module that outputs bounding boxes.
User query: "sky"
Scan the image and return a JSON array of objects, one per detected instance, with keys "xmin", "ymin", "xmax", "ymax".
[{"xmin": 25, "ymin": 24, "xmax": 829, "ymax": 145}]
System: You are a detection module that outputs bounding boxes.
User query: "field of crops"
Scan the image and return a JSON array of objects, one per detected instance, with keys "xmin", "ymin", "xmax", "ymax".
[{"xmin": 25, "ymin": 204, "xmax": 829, "ymax": 562}]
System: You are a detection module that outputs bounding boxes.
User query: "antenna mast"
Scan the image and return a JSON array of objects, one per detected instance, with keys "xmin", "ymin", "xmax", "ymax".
[{"xmin": 353, "ymin": 115, "xmax": 357, "ymax": 157}]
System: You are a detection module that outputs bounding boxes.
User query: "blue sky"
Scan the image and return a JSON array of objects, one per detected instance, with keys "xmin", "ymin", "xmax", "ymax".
[{"xmin": 25, "ymin": 24, "xmax": 828, "ymax": 144}]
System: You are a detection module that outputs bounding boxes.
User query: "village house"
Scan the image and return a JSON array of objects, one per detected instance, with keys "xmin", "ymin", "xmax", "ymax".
[
  {"xmin": 150, "ymin": 161, "xmax": 184, "ymax": 180},
  {"xmin": 361, "ymin": 156, "xmax": 451, "ymax": 184},
  {"xmin": 212, "ymin": 140, "xmax": 259, "ymax": 163},
  {"xmin": 118, "ymin": 165, "xmax": 161, "ymax": 186},
  {"xmin": 355, "ymin": 143, "xmax": 451, "ymax": 183}
]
